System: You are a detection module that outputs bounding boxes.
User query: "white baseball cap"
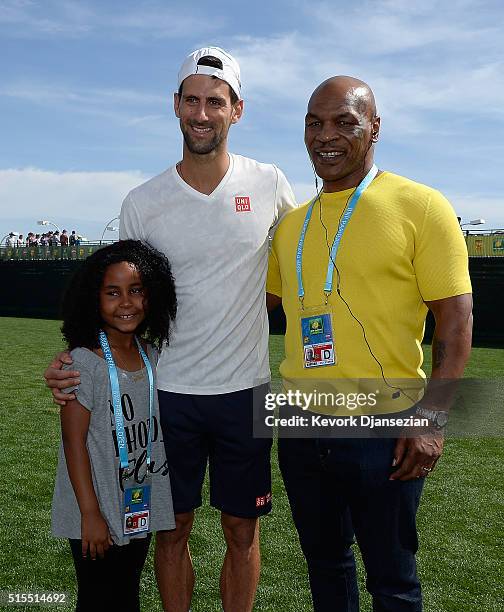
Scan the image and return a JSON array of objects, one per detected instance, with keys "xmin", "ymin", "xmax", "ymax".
[{"xmin": 177, "ymin": 46, "xmax": 242, "ymax": 100}]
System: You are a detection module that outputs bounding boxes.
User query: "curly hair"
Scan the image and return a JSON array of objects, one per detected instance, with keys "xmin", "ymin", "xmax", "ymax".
[{"xmin": 61, "ymin": 240, "xmax": 177, "ymax": 351}]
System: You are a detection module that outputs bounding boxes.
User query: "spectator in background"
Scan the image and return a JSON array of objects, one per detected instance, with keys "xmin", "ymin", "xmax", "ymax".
[
  {"xmin": 34, "ymin": 234, "xmax": 40, "ymax": 246},
  {"xmin": 5, "ymin": 232, "xmax": 16, "ymax": 246},
  {"xmin": 40, "ymin": 234, "xmax": 48, "ymax": 246},
  {"xmin": 51, "ymin": 231, "xmax": 60, "ymax": 246},
  {"xmin": 60, "ymin": 230, "xmax": 69, "ymax": 246},
  {"xmin": 69, "ymin": 231, "xmax": 77, "ymax": 246},
  {"xmin": 16, "ymin": 234, "xmax": 24, "ymax": 247}
]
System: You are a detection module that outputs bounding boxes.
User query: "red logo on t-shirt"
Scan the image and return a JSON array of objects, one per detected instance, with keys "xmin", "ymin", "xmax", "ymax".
[{"xmin": 235, "ymin": 196, "xmax": 251, "ymax": 212}]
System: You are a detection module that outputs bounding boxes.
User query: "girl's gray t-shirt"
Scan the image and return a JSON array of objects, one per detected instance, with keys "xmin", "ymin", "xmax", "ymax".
[{"xmin": 51, "ymin": 346, "xmax": 175, "ymax": 545}]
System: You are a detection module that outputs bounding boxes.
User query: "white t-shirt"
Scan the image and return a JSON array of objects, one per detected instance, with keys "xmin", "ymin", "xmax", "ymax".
[{"xmin": 120, "ymin": 153, "xmax": 296, "ymax": 394}]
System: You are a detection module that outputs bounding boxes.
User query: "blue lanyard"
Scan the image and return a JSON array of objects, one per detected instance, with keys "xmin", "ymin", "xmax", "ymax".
[
  {"xmin": 296, "ymin": 164, "xmax": 378, "ymax": 304},
  {"xmin": 99, "ymin": 331, "xmax": 155, "ymax": 470}
]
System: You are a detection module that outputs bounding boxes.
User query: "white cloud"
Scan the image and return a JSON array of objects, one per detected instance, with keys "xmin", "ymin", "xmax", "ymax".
[
  {"xmin": 231, "ymin": 33, "xmax": 360, "ymax": 109},
  {"xmin": 0, "ymin": 168, "xmax": 317, "ymax": 225},
  {"xmin": 224, "ymin": 0, "xmax": 504, "ymax": 122},
  {"xmin": 0, "ymin": 167, "xmax": 148, "ymax": 226},
  {"xmin": 0, "ymin": 82, "xmax": 166, "ymax": 108},
  {"xmin": 0, "ymin": 0, "xmax": 225, "ymax": 39},
  {"xmin": 0, "ymin": 80, "xmax": 165, "ymax": 106},
  {"xmin": 4, "ymin": 2, "xmax": 503, "ymax": 135},
  {"xmin": 0, "ymin": 80, "xmax": 173, "ymax": 130},
  {"xmin": 0, "ymin": 0, "xmax": 93, "ymax": 36},
  {"xmin": 232, "ymin": 38, "xmax": 504, "ymax": 116},
  {"xmin": 309, "ymin": 1, "xmax": 490, "ymax": 55},
  {"xmin": 111, "ymin": 9, "xmax": 227, "ymax": 40},
  {"xmin": 226, "ymin": 9, "xmax": 504, "ymax": 141},
  {"xmin": 446, "ymin": 194, "xmax": 504, "ymax": 228},
  {"xmin": 232, "ymin": 34, "xmax": 314, "ymax": 103}
]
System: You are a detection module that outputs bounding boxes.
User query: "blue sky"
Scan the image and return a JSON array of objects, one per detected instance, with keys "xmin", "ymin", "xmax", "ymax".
[{"xmin": 1, "ymin": 0, "xmax": 503, "ymax": 241}]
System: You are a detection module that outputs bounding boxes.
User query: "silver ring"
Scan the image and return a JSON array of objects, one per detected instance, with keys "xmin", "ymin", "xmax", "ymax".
[{"xmin": 421, "ymin": 466, "xmax": 432, "ymax": 473}]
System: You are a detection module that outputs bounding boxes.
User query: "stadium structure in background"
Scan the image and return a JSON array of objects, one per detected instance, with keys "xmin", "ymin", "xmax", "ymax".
[{"xmin": 1, "ymin": 232, "xmax": 504, "ymax": 345}]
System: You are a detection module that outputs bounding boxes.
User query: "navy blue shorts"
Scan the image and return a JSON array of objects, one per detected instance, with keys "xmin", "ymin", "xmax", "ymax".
[{"xmin": 158, "ymin": 385, "xmax": 272, "ymax": 518}]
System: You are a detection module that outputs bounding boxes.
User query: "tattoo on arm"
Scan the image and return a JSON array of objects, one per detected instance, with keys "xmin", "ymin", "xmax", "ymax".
[{"xmin": 432, "ymin": 338, "xmax": 447, "ymax": 370}]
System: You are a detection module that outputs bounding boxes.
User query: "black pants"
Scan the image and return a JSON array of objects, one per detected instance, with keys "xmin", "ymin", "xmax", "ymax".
[
  {"xmin": 69, "ymin": 535, "xmax": 151, "ymax": 611},
  {"xmin": 279, "ymin": 437, "xmax": 424, "ymax": 612}
]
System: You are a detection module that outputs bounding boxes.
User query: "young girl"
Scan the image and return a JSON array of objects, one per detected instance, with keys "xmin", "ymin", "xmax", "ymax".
[{"xmin": 51, "ymin": 240, "xmax": 177, "ymax": 611}]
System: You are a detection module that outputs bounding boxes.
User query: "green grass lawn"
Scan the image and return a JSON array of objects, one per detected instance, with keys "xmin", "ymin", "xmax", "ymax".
[{"xmin": 0, "ymin": 317, "xmax": 503, "ymax": 611}]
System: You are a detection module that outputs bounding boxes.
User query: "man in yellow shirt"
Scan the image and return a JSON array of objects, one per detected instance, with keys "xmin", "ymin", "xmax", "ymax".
[{"xmin": 267, "ymin": 76, "xmax": 473, "ymax": 611}]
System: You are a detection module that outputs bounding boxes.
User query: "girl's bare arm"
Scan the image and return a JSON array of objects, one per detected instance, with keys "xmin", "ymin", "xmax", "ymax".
[{"xmin": 61, "ymin": 400, "xmax": 113, "ymax": 559}]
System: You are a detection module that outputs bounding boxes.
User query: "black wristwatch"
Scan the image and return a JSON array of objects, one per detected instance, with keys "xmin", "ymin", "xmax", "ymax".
[{"xmin": 415, "ymin": 406, "xmax": 449, "ymax": 429}]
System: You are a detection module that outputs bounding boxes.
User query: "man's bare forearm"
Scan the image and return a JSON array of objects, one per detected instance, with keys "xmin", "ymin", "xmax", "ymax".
[{"xmin": 423, "ymin": 293, "xmax": 473, "ymax": 409}]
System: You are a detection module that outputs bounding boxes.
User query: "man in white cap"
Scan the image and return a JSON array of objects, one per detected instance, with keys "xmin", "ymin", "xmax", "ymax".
[{"xmin": 45, "ymin": 47, "xmax": 296, "ymax": 611}]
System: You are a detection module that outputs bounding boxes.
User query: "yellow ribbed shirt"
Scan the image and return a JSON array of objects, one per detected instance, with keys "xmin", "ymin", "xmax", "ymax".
[{"xmin": 267, "ymin": 171, "xmax": 472, "ymax": 413}]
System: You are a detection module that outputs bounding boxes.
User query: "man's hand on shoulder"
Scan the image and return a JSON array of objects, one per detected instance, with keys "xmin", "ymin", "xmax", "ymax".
[{"xmin": 44, "ymin": 352, "xmax": 80, "ymax": 406}]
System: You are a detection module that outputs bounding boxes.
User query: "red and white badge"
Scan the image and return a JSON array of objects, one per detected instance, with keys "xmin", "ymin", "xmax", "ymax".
[
  {"xmin": 124, "ymin": 510, "xmax": 150, "ymax": 535},
  {"xmin": 235, "ymin": 196, "xmax": 252, "ymax": 212}
]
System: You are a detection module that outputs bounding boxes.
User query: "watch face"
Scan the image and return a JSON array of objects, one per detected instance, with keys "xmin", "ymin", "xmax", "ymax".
[{"xmin": 437, "ymin": 412, "xmax": 449, "ymax": 427}]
